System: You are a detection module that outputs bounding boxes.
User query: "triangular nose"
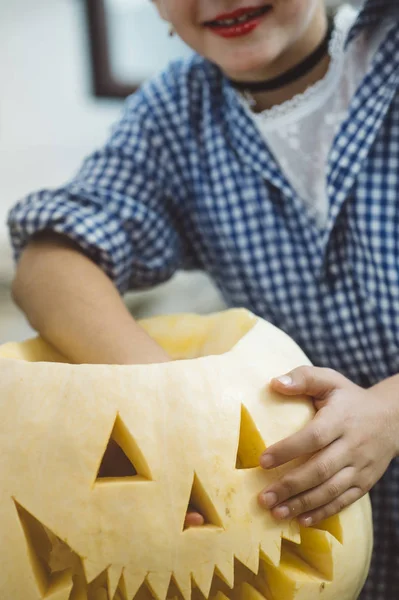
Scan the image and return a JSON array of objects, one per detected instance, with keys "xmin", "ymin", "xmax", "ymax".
[{"xmin": 183, "ymin": 472, "xmax": 224, "ymax": 530}]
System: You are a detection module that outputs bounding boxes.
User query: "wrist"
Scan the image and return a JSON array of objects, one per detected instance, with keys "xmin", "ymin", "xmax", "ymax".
[{"xmin": 370, "ymin": 373, "xmax": 399, "ymax": 458}]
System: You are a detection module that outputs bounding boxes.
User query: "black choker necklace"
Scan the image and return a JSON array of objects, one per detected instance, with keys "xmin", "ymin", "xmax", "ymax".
[{"xmin": 228, "ymin": 20, "xmax": 334, "ymax": 94}]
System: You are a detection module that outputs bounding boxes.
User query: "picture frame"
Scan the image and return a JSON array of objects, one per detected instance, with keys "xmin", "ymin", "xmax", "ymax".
[{"xmin": 84, "ymin": 0, "xmax": 136, "ymax": 98}]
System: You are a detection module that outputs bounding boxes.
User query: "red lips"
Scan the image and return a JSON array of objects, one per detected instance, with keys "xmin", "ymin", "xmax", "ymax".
[{"xmin": 203, "ymin": 5, "xmax": 272, "ymax": 39}]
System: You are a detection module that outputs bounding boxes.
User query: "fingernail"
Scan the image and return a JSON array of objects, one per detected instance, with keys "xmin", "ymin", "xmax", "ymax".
[
  {"xmin": 276, "ymin": 375, "xmax": 293, "ymax": 386},
  {"xmin": 260, "ymin": 454, "xmax": 275, "ymax": 469},
  {"xmin": 302, "ymin": 517, "xmax": 313, "ymax": 527},
  {"xmin": 262, "ymin": 492, "xmax": 278, "ymax": 508},
  {"xmin": 275, "ymin": 505, "xmax": 290, "ymax": 519}
]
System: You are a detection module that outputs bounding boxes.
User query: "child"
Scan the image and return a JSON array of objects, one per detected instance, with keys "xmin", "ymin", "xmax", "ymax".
[{"xmin": 7, "ymin": 1, "xmax": 399, "ymax": 597}]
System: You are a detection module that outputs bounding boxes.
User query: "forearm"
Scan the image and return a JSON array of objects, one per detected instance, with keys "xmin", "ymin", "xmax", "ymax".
[{"xmin": 11, "ymin": 233, "xmax": 170, "ymax": 365}]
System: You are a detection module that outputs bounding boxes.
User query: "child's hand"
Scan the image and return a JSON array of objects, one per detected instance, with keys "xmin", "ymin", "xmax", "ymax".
[{"xmin": 258, "ymin": 367, "xmax": 399, "ymax": 526}]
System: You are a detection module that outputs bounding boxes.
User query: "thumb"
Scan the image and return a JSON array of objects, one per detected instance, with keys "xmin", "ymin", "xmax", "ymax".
[{"xmin": 270, "ymin": 366, "xmax": 346, "ymax": 402}]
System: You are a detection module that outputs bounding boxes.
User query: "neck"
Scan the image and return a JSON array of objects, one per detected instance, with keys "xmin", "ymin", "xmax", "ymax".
[
  {"xmin": 250, "ymin": 52, "xmax": 331, "ymax": 112},
  {"xmin": 239, "ymin": 10, "xmax": 330, "ymax": 113}
]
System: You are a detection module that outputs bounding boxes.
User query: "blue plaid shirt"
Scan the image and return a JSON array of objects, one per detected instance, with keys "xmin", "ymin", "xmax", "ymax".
[
  {"xmin": 8, "ymin": 0, "xmax": 398, "ymax": 389},
  {"xmin": 7, "ymin": 2, "xmax": 399, "ymax": 596}
]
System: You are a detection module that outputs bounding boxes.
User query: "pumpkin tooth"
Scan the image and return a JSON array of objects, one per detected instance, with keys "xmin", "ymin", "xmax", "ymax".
[
  {"xmin": 171, "ymin": 569, "xmax": 192, "ymax": 600},
  {"xmin": 122, "ymin": 570, "xmax": 147, "ymax": 600},
  {"xmin": 294, "ymin": 528, "xmax": 334, "ymax": 581},
  {"xmin": 311, "ymin": 514, "xmax": 343, "ymax": 544},
  {"xmin": 259, "ymin": 534, "xmax": 282, "ymax": 568},
  {"xmin": 45, "ymin": 572, "xmax": 74, "ymax": 600},
  {"xmin": 146, "ymin": 571, "xmax": 172, "ymax": 600},
  {"xmin": 82, "ymin": 558, "xmax": 106, "ymax": 587},
  {"xmin": 282, "ymin": 520, "xmax": 301, "ymax": 545},
  {"xmin": 234, "ymin": 548, "xmax": 260, "ymax": 577},
  {"xmin": 262, "ymin": 540, "xmax": 327, "ymax": 600},
  {"xmin": 191, "ymin": 562, "xmax": 216, "ymax": 599},
  {"xmin": 214, "ymin": 559, "xmax": 235, "ymax": 590},
  {"xmin": 107, "ymin": 566, "xmax": 124, "ymax": 599}
]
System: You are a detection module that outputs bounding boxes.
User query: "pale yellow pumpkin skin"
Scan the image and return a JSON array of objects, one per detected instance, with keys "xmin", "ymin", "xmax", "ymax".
[{"xmin": 0, "ymin": 309, "xmax": 372, "ymax": 600}]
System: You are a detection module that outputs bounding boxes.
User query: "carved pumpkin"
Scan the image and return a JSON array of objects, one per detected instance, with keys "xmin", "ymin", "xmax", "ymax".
[{"xmin": 0, "ymin": 309, "xmax": 372, "ymax": 600}]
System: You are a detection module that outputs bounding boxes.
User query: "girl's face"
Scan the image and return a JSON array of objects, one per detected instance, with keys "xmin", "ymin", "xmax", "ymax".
[{"xmin": 154, "ymin": 0, "xmax": 327, "ymax": 81}]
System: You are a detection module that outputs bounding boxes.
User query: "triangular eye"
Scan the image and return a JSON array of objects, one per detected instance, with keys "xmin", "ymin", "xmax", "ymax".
[
  {"xmin": 235, "ymin": 405, "xmax": 266, "ymax": 469},
  {"xmin": 183, "ymin": 472, "xmax": 224, "ymax": 530},
  {"xmin": 96, "ymin": 414, "xmax": 152, "ymax": 481}
]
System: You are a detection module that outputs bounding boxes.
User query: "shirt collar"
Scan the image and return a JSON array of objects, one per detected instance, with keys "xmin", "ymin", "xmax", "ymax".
[
  {"xmin": 345, "ymin": 0, "xmax": 399, "ymax": 47},
  {"xmin": 218, "ymin": 0, "xmax": 399, "ymax": 184}
]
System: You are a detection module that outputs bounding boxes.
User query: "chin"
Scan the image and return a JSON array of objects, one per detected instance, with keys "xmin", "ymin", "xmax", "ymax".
[
  {"xmin": 215, "ymin": 41, "xmax": 282, "ymax": 81},
  {"xmin": 220, "ymin": 56, "xmax": 275, "ymax": 81}
]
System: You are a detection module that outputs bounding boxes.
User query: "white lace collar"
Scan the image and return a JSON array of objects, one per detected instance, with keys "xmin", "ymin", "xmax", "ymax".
[{"xmin": 237, "ymin": 5, "xmax": 358, "ymax": 124}]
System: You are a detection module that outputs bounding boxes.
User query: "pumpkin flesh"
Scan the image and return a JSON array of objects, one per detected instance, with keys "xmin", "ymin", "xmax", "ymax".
[{"xmin": 0, "ymin": 309, "xmax": 372, "ymax": 600}]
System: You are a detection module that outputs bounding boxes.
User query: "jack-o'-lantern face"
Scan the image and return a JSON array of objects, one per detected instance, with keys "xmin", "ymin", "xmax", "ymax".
[{"xmin": 0, "ymin": 310, "xmax": 372, "ymax": 600}]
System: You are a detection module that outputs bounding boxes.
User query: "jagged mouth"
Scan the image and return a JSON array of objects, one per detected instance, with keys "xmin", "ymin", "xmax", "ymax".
[{"xmin": 204, "ymin": 5, "xmax": 272, "ymax": 28}]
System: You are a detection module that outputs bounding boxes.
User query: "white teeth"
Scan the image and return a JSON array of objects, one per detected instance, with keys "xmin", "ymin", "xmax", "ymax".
[{"xmin": 211, "ymin": 6, "xmax": 269, "ymax": 27}]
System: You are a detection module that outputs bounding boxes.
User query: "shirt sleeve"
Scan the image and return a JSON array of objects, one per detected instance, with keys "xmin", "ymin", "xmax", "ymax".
[{"xmin": 8, "ymin": 76, "xmax": 198, "ymax": 294}]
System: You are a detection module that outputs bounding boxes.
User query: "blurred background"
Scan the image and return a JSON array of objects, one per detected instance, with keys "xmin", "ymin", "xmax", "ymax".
[{"xmin": 0, "ymin": 0, "xmax": 353, "ymax": 344}]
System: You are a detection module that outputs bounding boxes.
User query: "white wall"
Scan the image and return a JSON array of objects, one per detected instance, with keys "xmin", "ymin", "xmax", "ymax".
[{"xmin": 0, "ymin": 0, "xmax": 123, "ymax": 279}]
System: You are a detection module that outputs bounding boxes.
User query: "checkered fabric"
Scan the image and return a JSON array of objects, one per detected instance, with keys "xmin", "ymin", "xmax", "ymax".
[{"xmin": 7, "ymin": 1, "xmax": 399, "ymax": 597}]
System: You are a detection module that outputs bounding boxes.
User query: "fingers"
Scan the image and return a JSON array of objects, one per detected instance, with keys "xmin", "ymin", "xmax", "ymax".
[
  {"xmin": 260, "ymin": 408, "xmax": 342, "ymax": 469},
  {"xmin": 184, "ymin": 511, "xmax": 205, "ymax": 528},
  {"xmin": 258, "ymin": 366, "xmax": 381, "ymax": 525},
  {"xmin": 296, "ymin": 486, "xmax": 364, "ymax": 526},
  {"xmin": 268, "ymin": 466, "xmax": 356, "ymax": 523},
  {"xmin": 261, "ymin": 366, "xmax": 351, "ymax": 469},
  {"xmin": 270, "ymin": 366, "xmax": 347, "ymax": 400},
  {"xmin": 260, "ymin": 438, "xmax": 349, "ymax": 509}
]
